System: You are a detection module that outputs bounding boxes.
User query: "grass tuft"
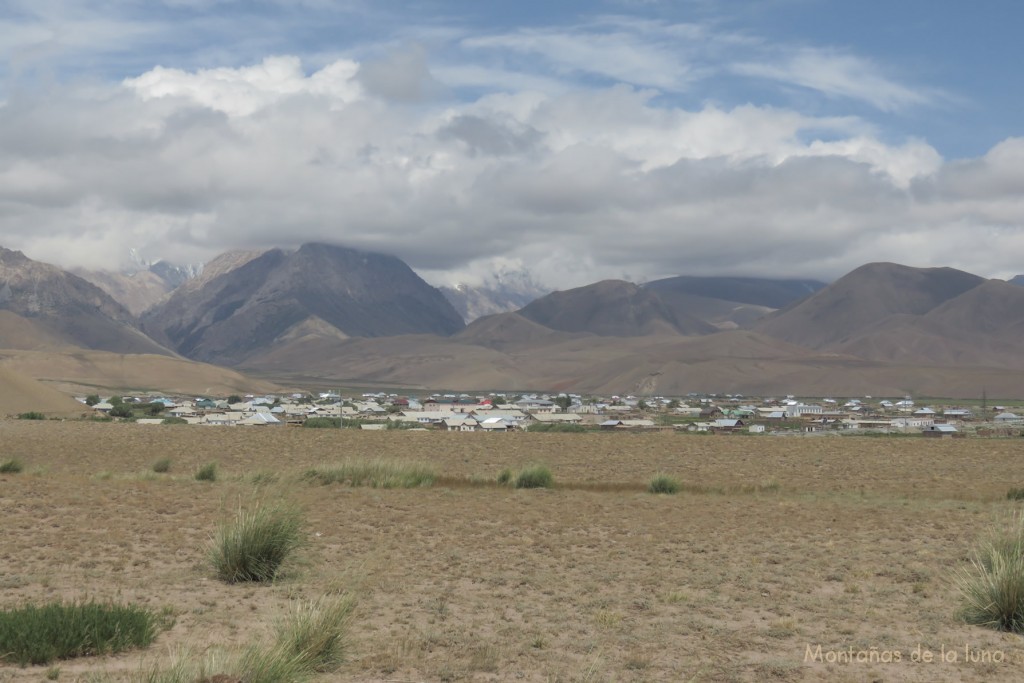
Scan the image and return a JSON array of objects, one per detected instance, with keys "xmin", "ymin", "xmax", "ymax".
[
  {"xmin": 275, "ymin": 595, "xmax": 356, "ymax": 672},
  {"xmin": 514, "ymin": 464, "xmax": 554, "ymax": 489},
  {"xmin": 0, "ymin": 458, "xmax": 24, "ymax": 474},
  {"xmin": 648, "ymin": 473, "xmax": 680, "ymax": 494},
  {"xmin": 17, "ymin": 411, "xmax": 46, "ymax": 420},
  {"xmin": 209, "ymin": 503, "xmax": 305, "ymax": 583},
  {"xmin": 955, "ymin": 511, "xmax": 1024, "ymax": 633},
  {"xmin": 496, "ymin": 468, "xmax": 512, "ymax": 485},
  {"xmin": 301, "ymin": 459, "xmax": 435, "ymax": 489},
  {"xmin": 152, "ymin": 458, "xmax": 172, "ymax": 474},
  {"xmin": 138, "ymin": 595, "xmax": 353, "ymax": 682},
  {"xmin": 0, "ymin": 601, "xmax": 156, "ymax": 666},
  {"xmin": 1007, "ymin": 487, "xmax": 1024, "ymax": 501},
  {"xmin": 194, "ymin": 462, "xmax": 218, "ymax": 481}
]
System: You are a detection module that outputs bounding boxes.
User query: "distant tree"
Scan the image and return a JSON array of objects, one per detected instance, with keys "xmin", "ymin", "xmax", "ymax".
[
  {"xmin": 144, "ymin": 403, "xmax": 165, "ymax": 416},
  {"xmin": 667, "ymin": 399, "xmax": 680, "ymax": 411},
  {"xmin": 554, "ymin": 395, "xmax": 573, "ymax": 411},
  {"xmin": 227, "ymin": 395, "xmax": 242, "ymax": 404},
  {"xmin": 109, "ymin": 396, "xmax": 124, "ymax": 406},
  {"xmin": 84, "ymin": 394, "xmax": 100, "ymax": 406},
  {"xmin": 109, "ymin": 404, "xmax": 133, "ymax": 419}
]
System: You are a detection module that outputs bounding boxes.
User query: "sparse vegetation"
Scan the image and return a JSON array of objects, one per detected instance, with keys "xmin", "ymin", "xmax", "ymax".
[
  {"xmin": 527, "ymin": 423, "xmax": 587, "ymax": 433},
  {"xmin": 0, "ymin": 601, "xmax": 157, "ymax": 665},
  {"xmin": 209, "ymin": 503, "xmax": 305, "ymax": 583},
  {"xmin": 302, "ymin": 417, "xmax": 343, "ymax": 428},
  {"xmin": 514, "ymin": 464, "xmax": 554, "ymax": 489},
  {"xmin": 152, "ymin": 458, "xmax": 172, "ymax": 473},
  {"xmin": 1008, "ymin": 487, "xmax": 1024, "ymax": 501},
  {"xmin": 302, "ymin": 459, "xmax": 436, "ymax": 488},
  {"xmin": 161, "ymin": 417, "xmax": 188, "ymax": 425},
  {"xmin": 17, "ymin": 411, "xmax": 46, "ymax": 420},
  {"xmin": 648, "ymin": 473, "xmax": 680, "ymax": 494},
  {"xmin": 496, "ymin": 468, "xmax": 512, "ymax": 485},
  {"xmin": 275, "ymin": 595, "xmax": 356, "ymax": 671},
  {"xmin": 194, "ymin": 462, "xmax": 218, "ymax": 481},
  {"xmin": 138, "ymin": 596, "xmax": 353, "ymax": 682},
  {"xmin": 955, "ymin": 512, "xmax": 1024, "ymax": 633},
  {"xmin": 109, "ymin": 404, "xmax": 134, "ymax": 419},
  {"xmin": 0, "ymin": 458, "xmax": 24, "ymax": 474}
]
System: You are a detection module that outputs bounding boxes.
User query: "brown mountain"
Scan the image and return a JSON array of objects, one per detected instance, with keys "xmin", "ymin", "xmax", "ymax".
[
  {"xmin": 73, "ymin": 268, "xmax": 175, "ymax": 316},
  {"xmin": 754, "ymin": 262, "xmax": 986, "ymax": 348},
  {"xmin": 141, "ymin": 243, "xmax": 465, "ymax": 365},
  {"xmin": 830, "ymin": 279, "xmax": 1024, "ymax": 368},
  {"xmin": 644, "ymin": 275, "xmax": 825, "ymax": 309},
  {"xmin": 516, "ymin": 280, "xmax": 716, "ymax": 337},
  {"xmin": 0, "ymin": 247, "xmax": 173, "ymax": 356}
]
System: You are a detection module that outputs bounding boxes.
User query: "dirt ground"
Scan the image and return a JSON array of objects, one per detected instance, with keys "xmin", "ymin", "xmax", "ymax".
[{"xmin": 1, "ymin": 421, "xmax": 1022, "ymax": 682}]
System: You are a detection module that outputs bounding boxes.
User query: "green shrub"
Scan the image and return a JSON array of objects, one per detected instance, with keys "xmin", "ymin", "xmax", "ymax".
[
  {"xmin": 1008, "ymin": 488, "xmax": 1024, "ymax": 501},
  {"xmin": 955, "ymin": 512, "xmax": 1024, "ymax": 633},
  {"xmin": 275, "ymin": 595, "xmax": 355, "ymax": 672},
  {"xmin": 0, "ymin": 601, "xmax": 157, "ymax": 665},
  {"xmin": 194, "ymin": 462, "xmax": 218, "ymax": 481},
  {"xmin": 109, "ymin": 404, "xmax": 134, "ymax": 419},
  {"xmin": 527, "ymin": 422, "xmax": 586, "ymax": 433},
  {"xmin": 302, "ymin": 417, "xmax": 341, "ymax": 428},
  {"xmin": 301, "ymin": 459, "xmax": 435, "ymax": 489},
  {"xmin": 161, "ymin": 417, "xmax": 188, "ymax": 425},
  {"xmin": 17, "ymin": 412, "xmax": 46, "ymax": 420},
  {"xmin": 138, "ymin": 596, "xmax": 353, "ymax": 682},
  {"xmin": 514, "ymin": 464, "xmax": 553, "ymax": 489},
  {"xmin": 152, "ymin": 458, "xmax": 172, "ymax": 474},
  {"xmin": 496, "ymin": 468, "xmax": 512, "ymax": 485},
  {"xmin": 0, "ymin": 458, "xmax": 24, "ymax": 474},
  {"xmin": 209, "ymin": 503, "xmax": 305, "ymax": 583},
  {"xmin": 648, "ymin": 474, "xmax": 680, "ymax": 494}
]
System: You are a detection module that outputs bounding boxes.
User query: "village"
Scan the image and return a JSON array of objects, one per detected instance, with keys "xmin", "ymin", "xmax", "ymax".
[{"xmin": 76, "ymin": 391, "xmax": 1024, "ymax": 437}]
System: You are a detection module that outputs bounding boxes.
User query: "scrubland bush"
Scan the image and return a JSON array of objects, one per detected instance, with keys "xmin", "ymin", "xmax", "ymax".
[
  {"xmin": 648, "ymin": 474, "xmax": 680, "ymax": 494},
  {"xmin": 209, "ymin": 503, "xmax": 305, "ymax": 583},
  {"xmin": 514, "ymin": 464, "xmax": 554, "ymax": 489},
  {"xmin": 0, "ymin": 601, "xmax": 156, "ymax": 665},
  {"xmin": 301, "ymin": 459, "xmax": 435, "ymax": 489},
  {"xmin": 955, "ymin": 512, "xmax": 1024, "ymax": 633}
]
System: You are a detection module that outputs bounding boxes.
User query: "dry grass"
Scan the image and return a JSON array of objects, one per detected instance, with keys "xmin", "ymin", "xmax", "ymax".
[{"xmin": 1, "ymin": 422, "xmax": 1023, "ymax": 681}]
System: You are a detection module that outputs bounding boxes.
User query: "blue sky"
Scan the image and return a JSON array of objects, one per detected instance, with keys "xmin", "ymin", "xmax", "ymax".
[{"xmin": 1, "ymin": 0, "xmax": 1022, "ymax": 286}]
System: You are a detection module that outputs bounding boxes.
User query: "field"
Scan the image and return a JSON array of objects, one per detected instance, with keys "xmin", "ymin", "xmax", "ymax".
[{"xmin": 1, "ymin": 421, "xmax": 1022, "ymax": 682}]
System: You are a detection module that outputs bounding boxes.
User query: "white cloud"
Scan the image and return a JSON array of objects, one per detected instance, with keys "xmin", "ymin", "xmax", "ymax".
[
  {"xmin": 0, "ymin": 54, "xmax": 1021, "ymax": 290},
  {"xmin": 732, "ymin": 48, "xmax": 938, "ymax": 112}
]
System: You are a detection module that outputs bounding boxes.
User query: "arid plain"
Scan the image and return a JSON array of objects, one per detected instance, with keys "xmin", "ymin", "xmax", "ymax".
[{"xmin": 1, "ymin": 422, "xmax": 1022, "ymax": 682}]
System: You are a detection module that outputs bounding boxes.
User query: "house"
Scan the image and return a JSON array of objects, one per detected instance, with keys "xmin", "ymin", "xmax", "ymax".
[
  {"xmin": 994, "ymin": 412, "xmax": 1021, "ymax": 424},
  {"xmin": 923, "ymin": 424, "xmax": 959, "ymax": 438},
  {"xmin": 206, "ymin": 411, "xmax": 246, "ymax": 426},
  {"xmin": 710, "ymin": 418, "xmax": 744, "ymax": 433},
  {"xmin": 441, "ymin": 417, "xmax": 479, "ymax": 432},
  {"xmin": 530, "ymin": 413, "xmax": 583, "ymax": 425},
  {"xmin": 239, "ymin": 412, "xmax": 282, "ymax": 426},
  {"xmin": 396, "ymin": 411, "xmax": 456, "ymax": 425},
  {"xmin": 478, "ymin": 417, "xmax": 515, "ymax": 432},
  {"xmin": 748, "ymin": 424, "xmax": 766, "ymax": 434}
]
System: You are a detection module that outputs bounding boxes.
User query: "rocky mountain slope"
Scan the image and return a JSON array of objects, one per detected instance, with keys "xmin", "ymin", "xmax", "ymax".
[
  {"xmin": 0, "ymin": 247, "xmax": 173, "ymax": 356},
  {"xmin": 141, "ymin": 243, "xmax": 465, "ymax": 365}
]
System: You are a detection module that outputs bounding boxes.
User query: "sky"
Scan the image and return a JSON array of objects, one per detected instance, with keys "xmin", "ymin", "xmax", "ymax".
[{"xmin": 1, "ymin": 0, "xmax": 1023, "ymax": 288}]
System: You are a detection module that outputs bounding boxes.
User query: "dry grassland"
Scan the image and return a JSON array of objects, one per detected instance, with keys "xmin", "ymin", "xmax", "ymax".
[{"xmin": 1, "ymin": 421, "xmax": 1023, "ymax": 682}]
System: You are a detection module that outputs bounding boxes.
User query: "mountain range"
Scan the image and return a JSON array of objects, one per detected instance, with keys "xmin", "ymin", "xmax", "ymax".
[{"xmin": 3, "ymin": 241, "xmax": 1024, "ymax": 398}]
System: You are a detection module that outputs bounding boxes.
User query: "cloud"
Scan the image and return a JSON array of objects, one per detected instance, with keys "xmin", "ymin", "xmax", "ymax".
[
  {"xmin": 355, "ymin": 44, "xmax": 446, "ymax": 102},
  {"xmin": 732, "ymin": 48, "xmax": 938, "ymax": 112},
  {"xmin": 0, "ymin": 53, "xmax": 1021, "ymax": 290},
  {"xmin": 461, "ymin": 18, "xmax": 705, "ymax": 92}
]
